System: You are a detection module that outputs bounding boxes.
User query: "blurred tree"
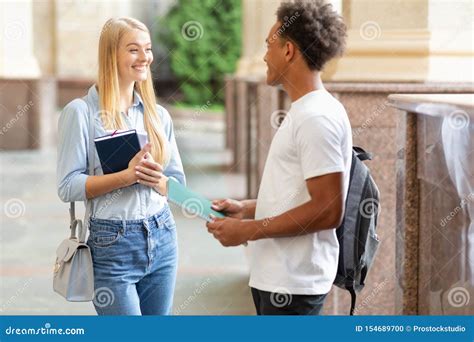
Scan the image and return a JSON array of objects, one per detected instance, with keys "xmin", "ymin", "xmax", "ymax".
[{"xmin": 160, "ymin": 0, "xmax": 241, "ymax": 105}]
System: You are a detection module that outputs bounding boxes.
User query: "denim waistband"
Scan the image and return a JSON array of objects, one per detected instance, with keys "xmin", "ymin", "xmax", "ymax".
[{"xmin": 89, "ymin": 204, "xmax": 172, "ymax": 231}]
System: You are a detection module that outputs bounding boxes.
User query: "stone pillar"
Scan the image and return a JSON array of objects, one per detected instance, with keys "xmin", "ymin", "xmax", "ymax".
[
  {"xmin": 325, "ymin": 0, "xmax": 474, "ymax": 82},
  {"xmin": 32, "ymin": 0, "xmax": 56, "ymax": 76},
  {"xmin": 53, "ymin": 0, "xmax": 151, "ymax": 106},
  {"xmin": 54, "ymin": 1, "xmax": 132, "ymax": 79},
  {"xmin": 0, "ymin": 0, "xmax": 40, "ymax": 78},
  {"xmin": 235, "ymin": 0, "xmax": 281, "ymax": 78}
]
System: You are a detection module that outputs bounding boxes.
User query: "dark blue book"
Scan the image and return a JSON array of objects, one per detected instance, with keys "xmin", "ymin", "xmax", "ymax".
[{"xmin": 94, "ymin": 129, "xmax": 147, "ymax": 174}]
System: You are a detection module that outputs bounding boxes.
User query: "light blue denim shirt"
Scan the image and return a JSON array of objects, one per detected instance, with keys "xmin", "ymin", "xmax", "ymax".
[{"xmin": 56, "ymin": 85, "xmax": 186, "ymax": 220}]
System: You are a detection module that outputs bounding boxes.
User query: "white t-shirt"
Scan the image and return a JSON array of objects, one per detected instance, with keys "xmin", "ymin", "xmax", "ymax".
[{"xmin": 247, "ymin": 89, "xmax": 353, "ymax": 295}]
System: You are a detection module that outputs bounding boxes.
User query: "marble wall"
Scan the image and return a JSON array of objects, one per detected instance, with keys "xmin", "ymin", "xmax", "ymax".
[{"xmin": 391, "ymin": 94, "xmax": 473, "ymax": 315}]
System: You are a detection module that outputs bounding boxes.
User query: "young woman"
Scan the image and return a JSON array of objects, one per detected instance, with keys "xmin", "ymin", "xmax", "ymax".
[{"xmin": 56, "ymin": 17, "xmax": 185, "ymax": 315}]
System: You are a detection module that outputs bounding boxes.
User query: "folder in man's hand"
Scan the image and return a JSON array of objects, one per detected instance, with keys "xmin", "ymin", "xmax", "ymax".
[{"xmin": 167, "ymin": 178, "xmax": 225, "ymax": 222}]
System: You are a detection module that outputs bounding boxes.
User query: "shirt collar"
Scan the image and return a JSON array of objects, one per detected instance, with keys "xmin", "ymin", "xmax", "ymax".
[
  {"xmin": 88, "ymin": 84, "xmax": 144, "ymax": 109},
  {"xmin": 132, "ymin": 89, "xmax": 144, "ymax": 108},
  {"xmin": 290, "ymin": 89, "xmax": 327, "ymax": 112}
]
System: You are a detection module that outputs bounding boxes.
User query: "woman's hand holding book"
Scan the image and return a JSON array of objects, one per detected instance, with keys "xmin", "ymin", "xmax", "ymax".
[{"xmin": 128, "ymin": 143, "xmax": 168, "ymax": 195}]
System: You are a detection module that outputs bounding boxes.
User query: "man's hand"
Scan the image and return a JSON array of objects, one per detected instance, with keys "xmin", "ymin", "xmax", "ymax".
[
  {"xmin": 211, "ymin": 199, "xmax": 244, "ymax": 219},
  {"xmin": 206, "ymin": 216, "xmax": 254, "ymax": 247},
  {"xmin": 211, "ymin": 199, "xmax": 257, "ymax": 220}
]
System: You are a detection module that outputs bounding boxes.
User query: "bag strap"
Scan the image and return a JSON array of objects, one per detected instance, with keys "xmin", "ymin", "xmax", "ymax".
[
  {"xmin": 348, "ymin": 285, "xmax": 357, "ymax": 315},
  {"xmin": 69, "ymin": 98, "xmax": 95, "ymax": 243},
  {"xmin": 353, "ymin": 146, "xmax": 373, "ymax": 161}
]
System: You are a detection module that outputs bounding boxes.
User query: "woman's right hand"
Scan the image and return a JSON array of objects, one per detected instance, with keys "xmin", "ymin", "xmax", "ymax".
[
  {"xmin": 123, "ymin": 143, "xmax": 152, "ymax": 185},
  {"xmin": 211, "ymin": 199, "xmax": 245, "ymax": 219}
]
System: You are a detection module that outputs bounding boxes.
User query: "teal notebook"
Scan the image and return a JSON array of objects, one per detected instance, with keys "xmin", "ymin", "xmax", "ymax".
[{"xmin": 167, "ymin": 178, "xmax": 225, "ymax": 222}]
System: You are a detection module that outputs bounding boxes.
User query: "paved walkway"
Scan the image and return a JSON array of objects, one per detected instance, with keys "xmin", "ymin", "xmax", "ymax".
[{"xmin": 0, "ymin": 116, "xmax": 254, "ymax": 315}]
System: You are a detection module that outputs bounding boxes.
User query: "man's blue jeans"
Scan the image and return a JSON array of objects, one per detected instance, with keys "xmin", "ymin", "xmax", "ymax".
[{"xmin": 87, "ymin": 205, "xmax": 178, "ymax": 315}]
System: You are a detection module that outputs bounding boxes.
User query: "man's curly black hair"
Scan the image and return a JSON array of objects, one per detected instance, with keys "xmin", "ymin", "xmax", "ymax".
[{"xmin": 276, "ymin": 0, "xmax": 347, "ymax": 71}]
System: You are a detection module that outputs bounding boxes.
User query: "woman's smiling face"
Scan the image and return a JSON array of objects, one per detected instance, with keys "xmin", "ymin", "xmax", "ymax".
[{"xmin": 117, "ymin": 28, "xmax": 153, "ymax": 84}]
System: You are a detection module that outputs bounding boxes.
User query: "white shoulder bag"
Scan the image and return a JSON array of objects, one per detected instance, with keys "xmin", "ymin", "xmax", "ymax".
[{"xmin": 53, "ymin": 99, "xmax": 96, "ymax": 301}]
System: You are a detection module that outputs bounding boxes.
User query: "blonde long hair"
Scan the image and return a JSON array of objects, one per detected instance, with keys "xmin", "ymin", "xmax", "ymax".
[{"xmin": 98, "ymin": 17, "xmax": 167, "ymax": 165}]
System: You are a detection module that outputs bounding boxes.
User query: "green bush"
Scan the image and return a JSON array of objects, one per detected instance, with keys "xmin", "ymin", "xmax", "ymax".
[{"xmin": 160, "ymin": 0, "xmax": 241, "ymax": 105}]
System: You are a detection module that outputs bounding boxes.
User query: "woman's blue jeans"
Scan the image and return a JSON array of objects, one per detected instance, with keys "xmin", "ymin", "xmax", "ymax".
[{"xmin": 87, "ymin": 205, "xmax": 178, "ymax": 315}]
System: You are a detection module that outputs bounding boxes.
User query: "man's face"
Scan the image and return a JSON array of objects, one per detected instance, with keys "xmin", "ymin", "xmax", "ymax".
[{"xmin": 263, "ymin": 22, "xmax": 287, "ymax": 86}]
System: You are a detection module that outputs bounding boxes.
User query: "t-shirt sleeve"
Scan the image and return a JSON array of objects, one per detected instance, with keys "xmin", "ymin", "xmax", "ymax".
[
  {"xmin": 295, "ymin": 115, "xmax": 345, "ymax": 180},
  {"xmin": 157, "ymin": 105, "xmax": 186, "ymax": 186}
]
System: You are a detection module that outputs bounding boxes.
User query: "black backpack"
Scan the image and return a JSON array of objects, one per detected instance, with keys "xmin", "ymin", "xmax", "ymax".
[{"xmin": 333, "ymin": 146, "xmax": 381, "ymax": 315}]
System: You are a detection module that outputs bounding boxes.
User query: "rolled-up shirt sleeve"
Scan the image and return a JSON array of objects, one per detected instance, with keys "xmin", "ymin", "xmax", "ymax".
[
  {"xmin": 56, "ymin": 99, "xmax": 89, "ymax": 202},
  {"xmin": 158, "ymin": 105, "xmax": 186, "ymax": 186}
]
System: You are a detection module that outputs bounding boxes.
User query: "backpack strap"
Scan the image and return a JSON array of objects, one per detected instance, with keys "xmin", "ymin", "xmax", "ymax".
[
  {"xmin": 344, "ymin": 147, "xmax": 370, "ymax": 316},
  {"xmin": 353, "ymin": 146, "xmax": 373, "ymax": 161},
  {"xmin": 348, "ymin": 285, "xmax": 357, "ymax": 315}
]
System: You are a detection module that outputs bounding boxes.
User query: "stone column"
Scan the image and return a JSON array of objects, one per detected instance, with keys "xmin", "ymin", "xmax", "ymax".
[
  {"xmin": 235, "ymin": 0, "xmax": 281, "ymax": 78},
  {"xmin": 32, "ymin": 0, "xmax": 56, "ymax": 76},
  {"xmin": 54, "ymin": 0, "xmax": 132, "ymax": 79},
  {"xmin": 0, "ymin": 0, "xmax": 40, "ymax": 78},
  {"xmin": 325, "ymin": 0, "xmax": 474, "ymax": 82}
]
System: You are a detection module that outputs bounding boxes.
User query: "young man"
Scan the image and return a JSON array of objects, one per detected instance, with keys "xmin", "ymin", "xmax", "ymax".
[{"xmin": 207, "ymin": 0, "xmax": 351, "ymax": 315}]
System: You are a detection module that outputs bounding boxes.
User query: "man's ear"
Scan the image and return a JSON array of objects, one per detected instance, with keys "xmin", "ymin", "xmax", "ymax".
[{"xmin": 284, "ymin": 40, "xmax": 296, "ymax": 62}]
